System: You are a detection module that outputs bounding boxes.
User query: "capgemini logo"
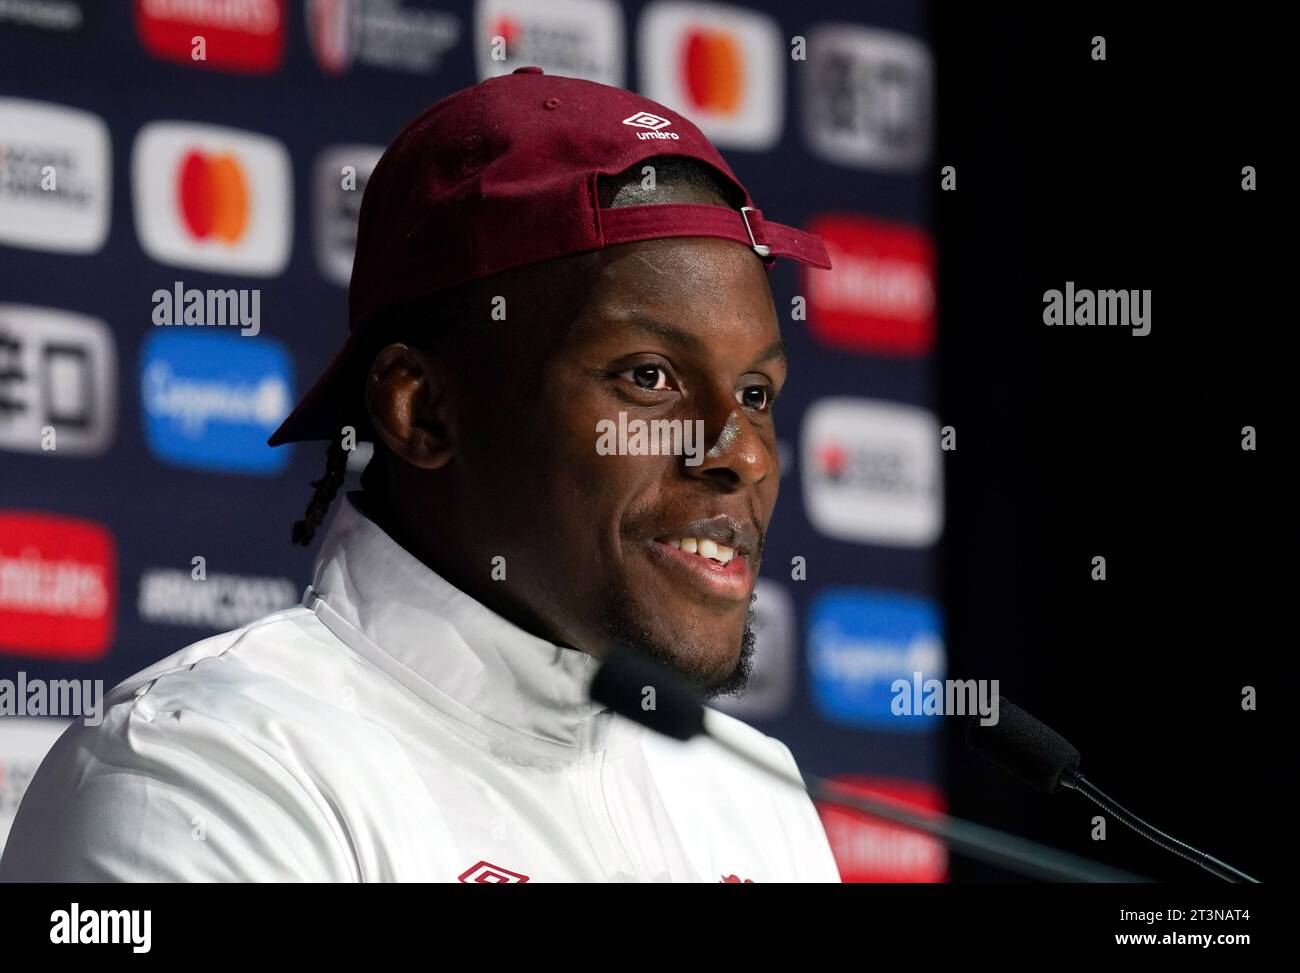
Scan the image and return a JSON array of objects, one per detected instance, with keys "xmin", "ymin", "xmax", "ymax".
[
  {"xmin": 140, "ymin": 331, "xmax": 292, "ymax": 475},
  {"xmin": 143, "ymin": 362, "xmax": 288, "ymax": 438}
]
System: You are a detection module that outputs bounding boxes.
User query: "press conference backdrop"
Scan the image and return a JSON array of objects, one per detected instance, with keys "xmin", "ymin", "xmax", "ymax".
[{"xmin": 0, "ymin": 0, "xmax": 939, "ymax": 880}]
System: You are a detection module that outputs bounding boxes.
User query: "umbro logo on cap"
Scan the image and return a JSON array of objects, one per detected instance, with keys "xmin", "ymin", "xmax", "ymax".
[
  {"xmin": 267, "ymin": 70, "xmax": 831, "ymax": 447},
  {"xmin": 622, "ymin": 111, "xmax": 680, "ymax": 140}
]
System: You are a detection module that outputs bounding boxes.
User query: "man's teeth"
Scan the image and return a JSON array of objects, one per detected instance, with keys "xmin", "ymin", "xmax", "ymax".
[{"xmin": 665, "ymin": 538, "xmax": 736, "ymax": 564}]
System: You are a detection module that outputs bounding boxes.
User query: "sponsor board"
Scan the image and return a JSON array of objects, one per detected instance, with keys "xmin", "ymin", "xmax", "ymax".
[
  {"xmin": 638, "ymin": 1, "xmax": 783, "ymax": 150},
  {"xmin": 807, "ymin": 587, "xmax": 944, "ymax": 729},
  {"xmin": 140, "ymin": 331, "xmax": 293, "ymax": 475},
  {"xmin": 0, "ymin": 305, "xmax": 116, "ymax": 456},
  {"xmin": 474, "ymin": 0, "xmax": 624, "ymax": 84},
  {"xmin": 800, "ymin": 397, "xmax": 943, "ymax": 546},
  {"xmin": 0, "ymin": 511, "xmax": 116, "ymax": 659},
  {"xmin": 132, "ymin": 122, "xmax": 292, "ymax": 276},
  {"xmin": 0, "ymin": 98, "xmax": 110, "ymax": 254},
  {"xmin": 801, "ymin": 24, "xmax": 932, "ymax": 170},
  {"xmin": 134, "ymin": 0, "xmax": 286, "ymax": 73}
]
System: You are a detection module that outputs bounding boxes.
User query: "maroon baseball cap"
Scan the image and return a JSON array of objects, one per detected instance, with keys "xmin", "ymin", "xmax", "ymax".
[{"xmin": 269, "ymin": 66, "xmax": 832, "ymax": 447}]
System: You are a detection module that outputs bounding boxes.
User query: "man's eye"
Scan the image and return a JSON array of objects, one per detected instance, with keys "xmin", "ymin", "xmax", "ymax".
[
  {"xmin": 624, "ymin": 364, "xmax": 673, "ymax": 391},
  {"xmin": 737, "ymin": 385, "xmax": 772, "ymax": 411}
]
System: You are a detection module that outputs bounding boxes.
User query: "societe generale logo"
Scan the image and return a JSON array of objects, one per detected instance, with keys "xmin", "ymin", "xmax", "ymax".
[
  {"xmin": 0, "ymin": 511, "xmax": 116, "ymax": 660},
  {"xmin": 307, "ymin": 0, "xmax": 459, "ymax": 76},
  {"xmin": 805, "ymin": 215, "xmax": 936, "ymax": 356},
  {"xmin": 0, "ymin": 98, "xmax": 111, "ymax": 255},
  {"xmin": 132, "ymin": 122, "xmax": 292, "ymax": 276},
  {"xmin": 816, "ymin": 775, "xmax": 948, "ymax": 883},
  {"xmin": 475, "ymin": 0, "xmax": 625, "ymax": 85},
  {"xmin": 800, "ymin": 397, "xmax": 943, "ymax": 546},
  {"xmin": 134, "ymin": 0, "xmax": 286, "ymax": 73},
  {"xmin": 638, "ymin": 1, "xmax": 783, "ymax": 150}
]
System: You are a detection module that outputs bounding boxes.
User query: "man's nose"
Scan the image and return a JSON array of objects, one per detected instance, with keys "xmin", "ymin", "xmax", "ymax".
[{"xmin": 685, "ymin": 398, "xmax": 775, "ymax": 488}]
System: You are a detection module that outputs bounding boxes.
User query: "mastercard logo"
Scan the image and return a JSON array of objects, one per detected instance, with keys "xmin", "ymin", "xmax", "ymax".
[
  {"xmin": 682, "ymin": 29, "xmax": 743, "ymax": 114},
  {"xmin": 177, "ymin": 150, "xmax": 249, "ymax": 244},
  {"xmin": 133, "ymin": 122, "xmax": 291, "ymax": 275},
  {"xmin": 640, "ymin": 4, "xmax": 780, "ymax": 150}
]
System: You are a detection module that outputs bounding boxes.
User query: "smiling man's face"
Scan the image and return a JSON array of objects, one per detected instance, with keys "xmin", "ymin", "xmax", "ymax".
[
  {"xmin": 518, "ymin": 236, "xmax": 782, "ymax": 693},
  {"xmin": 369, "ymin": 227, "xmax": 784, "ymax": 697}
]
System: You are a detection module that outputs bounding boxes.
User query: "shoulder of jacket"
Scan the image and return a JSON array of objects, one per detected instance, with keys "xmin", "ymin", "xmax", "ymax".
[
  {"xmin": 97, "ymin": 605, "xmax": 379, "ymax": 755},
  {"xmin": 702, "ymin": 707, "xmax": 800, "ymax": 772},
  {"xmin": 108, "ymin": 604, "xmax": 328, "ymax": 698}
]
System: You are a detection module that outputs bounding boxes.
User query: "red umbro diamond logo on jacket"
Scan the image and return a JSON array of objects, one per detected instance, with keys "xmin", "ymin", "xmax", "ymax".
[{"xmin": 458, "ymin": 860, "xmax": 530, "ymax": 883}]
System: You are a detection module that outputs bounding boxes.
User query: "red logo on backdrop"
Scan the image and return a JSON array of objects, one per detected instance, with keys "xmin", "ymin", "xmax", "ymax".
[
  {"xmin": 815, "ymin": 775, "xmax": 948, "ymax": 883},
  {"xmin": 134, "ymin": 0, "xmax": 286, "ymax": 74},
  {"xmin": 308, "ymin": 0, "xmax": 357, "ymax": 75},
  {"xmin": 177, "ymin": 149, "xmax": 250, "ymax": 244},
  {"xmin": 683, "ymin": 29, "xmax": 743, "ymax": 113},
  {"xmin": 0, "ymin": 512, "xmax": 115, "ymax": 659},
  {"xmin": 805, "ymin": 215, "xmax": 936, "ymax": 356},
  {"xmin": 490, "ymin": 16, "xmax": 522, "ymax": 52},
  {"xmin": 458, "ymin": 860, "xmax": 530, "ymax": 883}
]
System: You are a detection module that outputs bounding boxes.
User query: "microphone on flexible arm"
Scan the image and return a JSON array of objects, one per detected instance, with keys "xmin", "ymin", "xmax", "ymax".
[
  {"xmin": 589, "ymin": 649, "xmax": 1146, "ymax": 883},
  {"xmin": 965, "ymin": 697, "xmax": 1259, "ymax": 883}
]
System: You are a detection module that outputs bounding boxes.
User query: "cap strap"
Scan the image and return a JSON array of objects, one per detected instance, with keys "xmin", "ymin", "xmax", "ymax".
[{"xmin": 597, "ymin": 203, "xmax": 831, "ymax": 269}]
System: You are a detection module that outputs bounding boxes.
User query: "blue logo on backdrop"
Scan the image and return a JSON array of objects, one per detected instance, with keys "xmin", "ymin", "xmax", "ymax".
[
  {"xmin": 807, "ymin": 589, "xmax": 945, "ymax": 729},
  {"xmin": 141, "ymin": 332, "xmax": 293, "ymax": 475}
]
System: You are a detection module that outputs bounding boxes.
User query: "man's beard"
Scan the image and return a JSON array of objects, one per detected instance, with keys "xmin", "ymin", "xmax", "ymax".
[{"xmin": 600, "ymin": 590, "xmax": 757, "ymax": 700}]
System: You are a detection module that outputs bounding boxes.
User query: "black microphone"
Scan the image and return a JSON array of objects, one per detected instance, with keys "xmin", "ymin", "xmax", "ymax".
[
  {"xmin": 589, "ymin": 647, "xmax": 704, "ymax": 741},
  {"xmin": 966, "ymin": 697, "xmax": 1259, "ymax": 884},
  {"xmin": 590, "ymin": 650, "xmax": 1145, "ymax": 882},
  {"xmin": 964, "ymin": 697, "xmax": 1080, "ymax": 793}
]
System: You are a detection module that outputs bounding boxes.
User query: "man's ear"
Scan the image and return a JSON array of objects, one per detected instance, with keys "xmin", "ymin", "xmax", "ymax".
[{"xmin": 365, "ymin": 343, "xmax": 455, "ymax": 470}]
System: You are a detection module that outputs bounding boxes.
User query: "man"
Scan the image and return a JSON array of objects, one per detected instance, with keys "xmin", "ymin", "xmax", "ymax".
[{"xmin": 1, "ymin": 69, "xmax": 840, "ymax": 882}]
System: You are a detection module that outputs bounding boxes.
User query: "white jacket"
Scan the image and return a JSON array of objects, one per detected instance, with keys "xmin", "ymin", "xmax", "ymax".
[{"xmin": 0, "ymin": 495, "xmax": 840, "ymax": 882}]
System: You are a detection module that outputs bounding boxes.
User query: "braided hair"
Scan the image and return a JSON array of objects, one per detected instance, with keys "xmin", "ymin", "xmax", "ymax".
[{"xmin": 291, "ymin": 431, "xmax": 350, "ymax": 546}]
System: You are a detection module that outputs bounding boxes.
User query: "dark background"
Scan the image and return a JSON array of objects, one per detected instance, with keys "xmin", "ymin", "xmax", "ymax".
[{"xmin": 937, "ymin": 4, "xmax": 1277, "ymax": 881}]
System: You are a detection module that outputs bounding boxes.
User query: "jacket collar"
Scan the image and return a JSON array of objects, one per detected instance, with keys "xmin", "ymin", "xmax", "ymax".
[{"xmin": 304, "ymin": 493, "xmax": 623, "ymax": 758}]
